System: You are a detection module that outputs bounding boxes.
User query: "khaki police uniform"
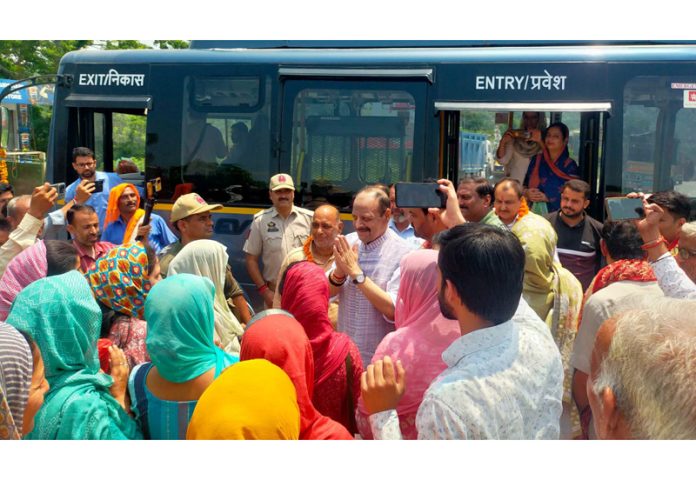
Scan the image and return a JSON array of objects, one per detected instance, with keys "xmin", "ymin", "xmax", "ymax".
[{"xmin": 243, "ymin": 205, "xmax": 313, "ymax": 289}]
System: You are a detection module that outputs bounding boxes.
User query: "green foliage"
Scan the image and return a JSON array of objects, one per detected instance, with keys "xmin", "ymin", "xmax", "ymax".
[
  {"xmin": 103, "ymin": 40, "xmax": 150, "ymax": 50},
  {"xmin": 0, "ymin": 40, "xmax": 93, "ymax": 79},
  {"xmin": 155, "ymin": 40, "xmax": 190, "ymax": 49},
  {"xmin": 0, "ymin": 40, "xmax": 188, "ymax": 161},
  {"xmin": 460, "ymin": 110, "xmax": 495, "ymax": 135},
  {"xmin": 113, "ymin": 113, "xmax": 147, "ymax": 171},
  {"xmin": 29, "ymin": 105, "xmax": 52, "ymax": 152}
]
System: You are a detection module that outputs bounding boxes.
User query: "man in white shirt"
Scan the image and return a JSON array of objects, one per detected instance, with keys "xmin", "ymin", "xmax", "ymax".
[
  {"xmin": 570, "ymin": 220, "xmax": 663, "ymax": 439},
  {"xmin": 0, "ymin": 184, "xmax": 57, "ymax": 278},
  {"xmin": 330, "ymin": 185, "xmax": 415, "ymax": 365},
  {"xmin": 361, "ymin": 222, "xmax": 564, "ymax": 439}
]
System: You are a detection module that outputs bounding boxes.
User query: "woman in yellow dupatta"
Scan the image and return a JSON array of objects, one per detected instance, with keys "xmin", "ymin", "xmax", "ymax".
[
  {"xmin": 511, "ymin": 211, "xmax": 583, "ymax": 439},
  {"xmin": 186, "ymin": 359, "xmax": 300, "ymax": 440}
]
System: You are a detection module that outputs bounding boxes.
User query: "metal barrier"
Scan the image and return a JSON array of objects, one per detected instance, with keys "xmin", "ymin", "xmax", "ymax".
[
  {"xmin": 2, "ymin": 151, "xmax": 47, "ymax": 194},
  {"xmin": 459, "ymin": 132, "xmax": 488, "ymax": 177}
]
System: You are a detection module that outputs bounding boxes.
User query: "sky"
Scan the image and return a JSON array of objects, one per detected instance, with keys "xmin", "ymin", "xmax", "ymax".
[{"xmin": 5, "ymin": 1, "xmax": 692, "ymax": 42}]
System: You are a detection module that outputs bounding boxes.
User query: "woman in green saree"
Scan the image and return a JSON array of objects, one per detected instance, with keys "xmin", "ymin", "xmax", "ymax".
[
  {"xmin": 6, "ymin": 270, "xmax": 141, "ymax": 440},
  {"xmin": 511, "ymin": 212, "xmax": 583, "ymax": 439}
]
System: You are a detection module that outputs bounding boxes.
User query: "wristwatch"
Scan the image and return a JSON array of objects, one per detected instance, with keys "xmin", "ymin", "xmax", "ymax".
[{"xmin": 352, "ymin": 272, "xmax": 366, "ymax": 285}]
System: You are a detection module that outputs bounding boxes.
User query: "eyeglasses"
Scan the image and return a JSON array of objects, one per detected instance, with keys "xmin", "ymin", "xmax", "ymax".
[
  {"xmin": 74, "ymin": 161, "xmax": 96, "ymax": 169},
  {"xmin": 678, "ymin": 248, "xmax": 696, "ymax": 260}
]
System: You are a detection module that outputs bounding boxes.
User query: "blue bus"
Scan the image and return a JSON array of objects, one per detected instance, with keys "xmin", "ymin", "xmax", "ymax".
[{"xmin": 43, "ymin": 40, "xmax": 696, "ymax": 307}]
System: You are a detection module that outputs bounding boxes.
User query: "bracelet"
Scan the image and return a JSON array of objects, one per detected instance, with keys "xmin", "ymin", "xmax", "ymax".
[
  {"xmin": 328, "ymin": 271, "xmax": 346, "ymax": 287},
  {"xmin": 257, "ymin": 284, "xmax": 268, "ymax": 294},
  {"xmin": 641, "ymin": 236, "xmax": 665, "ymax": 251}
]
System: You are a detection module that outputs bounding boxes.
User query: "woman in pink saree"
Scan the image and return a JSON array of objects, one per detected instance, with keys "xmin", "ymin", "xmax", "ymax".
[{"xmin": 355, "ymin": 249, "xmax": 461, "ymax": 439}]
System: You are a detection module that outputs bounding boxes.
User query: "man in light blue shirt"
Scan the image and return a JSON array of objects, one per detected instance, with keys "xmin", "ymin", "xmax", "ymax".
[
  {"xmin": 387, "ymin": 184, "xmax": 423, "ymax": 248},
  {"xmin": 65, "ymin": 147, "xmax": 124, "ymax": 230},
  {"xmin": 101, "ymin": 184, "xmax": 177, "ymax": 254}
]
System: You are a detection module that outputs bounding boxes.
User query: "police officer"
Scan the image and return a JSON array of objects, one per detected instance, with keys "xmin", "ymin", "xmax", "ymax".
[{"xmin": 244, "ymin": 173, "xmax": 313, "ymax": 308}]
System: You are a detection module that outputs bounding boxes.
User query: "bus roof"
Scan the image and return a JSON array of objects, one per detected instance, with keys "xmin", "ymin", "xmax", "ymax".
[
  {"xmin": 188, "ymin": 40, "xmax": 696, "ymax": 50},
  {"xmin": 59, "ymin": 43, "xmax": 696, "ymax": 69}
]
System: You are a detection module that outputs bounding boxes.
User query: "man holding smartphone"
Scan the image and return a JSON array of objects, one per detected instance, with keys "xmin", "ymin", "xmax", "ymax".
[{"xmin": 65, "ymin": 147, "xmax": 124, "ymax": 230}]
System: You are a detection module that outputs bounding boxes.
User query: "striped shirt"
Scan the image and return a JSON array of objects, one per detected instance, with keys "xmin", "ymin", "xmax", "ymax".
[
  {"xmin": 335, "ymin": 229, "xmax": 416, "ymax": 365},
  {"xmin": 0, "ymin": 322, "xmax": 32, "ymax": 433}
]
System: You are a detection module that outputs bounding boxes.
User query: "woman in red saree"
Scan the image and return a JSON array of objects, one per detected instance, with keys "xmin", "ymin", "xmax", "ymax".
[
  {"xmin": 279, "ymin": 261, "xmax": 363, "ymax": 434},
  {"xmin": 240, "ymin": 310, "xmax": 353, "ymax": 440}
]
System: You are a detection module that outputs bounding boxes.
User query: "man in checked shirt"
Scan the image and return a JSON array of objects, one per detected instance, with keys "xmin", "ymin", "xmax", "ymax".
[{"xmin": 329, "ymin": 185, "xmax": 417, "ymax": 366}]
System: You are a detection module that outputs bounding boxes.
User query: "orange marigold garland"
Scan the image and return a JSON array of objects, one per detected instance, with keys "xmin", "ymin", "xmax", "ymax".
[
  {"xmin": 303, "ymin": 235, "xmax": 314, "ymax": 263},
  {"xmin": 518, "ymin": 197, "xmax": 530, "ymax": 219},
  {"xmin": 0, "ymin": 146, "xmax": 8, "ymax": 183}
]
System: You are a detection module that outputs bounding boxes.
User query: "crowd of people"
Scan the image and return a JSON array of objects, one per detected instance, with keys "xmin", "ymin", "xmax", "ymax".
[{"xmin": 1, "ymin": 141, "xmax": 696, "ymax": 441}]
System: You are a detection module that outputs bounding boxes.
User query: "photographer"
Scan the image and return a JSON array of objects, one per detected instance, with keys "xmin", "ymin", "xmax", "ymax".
[
  {"xmin": 496, "ymin": 111, "xmax": 546, "ymax": 183},
  {"xmin": 65, "ymin": 147, "xmax": 125, "ymax": 230}
]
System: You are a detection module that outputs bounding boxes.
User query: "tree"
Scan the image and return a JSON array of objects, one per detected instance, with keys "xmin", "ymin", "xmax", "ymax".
[
  {"xmin": 103, "ymin": 40, "xmax": 150, "ymax": 50},
  {"xmin": 155, "ymin": 40, "xmax": 190, "ymax": 49},
  {"xmin": 0, "ymin": 40, "xmax": 93, "ymax": 79},
  {"xmin": 0, "ymin": 40, "xmax": 189, "ymax": 153}
]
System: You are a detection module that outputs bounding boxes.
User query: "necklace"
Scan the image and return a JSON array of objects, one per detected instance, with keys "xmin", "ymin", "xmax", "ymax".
[{"xmin": 303, "ymin": 236, "xmax": 333, "ymax": 265}]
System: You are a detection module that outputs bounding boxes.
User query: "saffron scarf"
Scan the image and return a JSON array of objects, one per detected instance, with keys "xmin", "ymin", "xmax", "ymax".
[
  {"xmin": 186, "ymin": 359, "xmax": 300, "ymax": 440},
  {"xmin": 87, "ymin": 243, "xmax": 152, "ymax": 319},
  {"xmin": 528, "ymin": 146, "xmax": 577, "ymax": 190},
  {"xmin": 103, "ymin": 183, "xmax": 145, "ymax": 244},
  {"xmin": 0, "ymin": 240, "xmax": 47, "ymax": 322},
  {"xmin": 6, "ymin": 271, "xmax": 141, "ymax": 440},
  {"xmin": 240, "ymin": 312, "xmax": 353, "ymax": 440},
  {"xmin": 280, "ymin": 261, "xmax": 352, "ymax": 387}
]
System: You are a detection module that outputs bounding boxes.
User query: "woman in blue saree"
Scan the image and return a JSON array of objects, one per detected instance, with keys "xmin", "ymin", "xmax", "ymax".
[{"xmin": 523, "ymin": 122, "xmax": 580, "ymax": 214}]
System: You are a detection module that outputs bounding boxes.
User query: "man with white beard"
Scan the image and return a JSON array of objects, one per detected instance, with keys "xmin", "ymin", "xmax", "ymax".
[{"xmin": 388, "ymin": 184, "xmax": 423, "ymax": 248}]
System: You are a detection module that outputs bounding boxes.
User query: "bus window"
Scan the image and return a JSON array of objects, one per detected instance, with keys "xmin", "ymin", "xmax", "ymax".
[
  {"xmin": 288, "ymin": 87, "xmax": 416, "ymax": 210},
  {"xmin": 673, "ymin": 109, "xmax": 696, "ymax": 197},
  {"xmin": 179, "ymin": 76, "xmax": 272, "ymax": 205},
  {"xmin": 621, "ymin": 76, "xmax": 696, "ymax": 195},
  {"xmin": 112, "ymin": 112, "xmax": 146, "ymax": 173},
  {"xmin": 622, "ymin": 81, "xmax": 660, "ymax": 193}
]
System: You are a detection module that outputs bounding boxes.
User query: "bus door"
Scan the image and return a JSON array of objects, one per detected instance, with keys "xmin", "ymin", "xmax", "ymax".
[
  {"xmin": 434, "ymin": 102, "xmax": 611, "ymax": 219},
  {"xmin": 59, "ymin": 96, "xmax": 150, "ymax": 187},
  {"xmin": 277, "ymin": 69, "xmax": 432, "ymax": 214}
]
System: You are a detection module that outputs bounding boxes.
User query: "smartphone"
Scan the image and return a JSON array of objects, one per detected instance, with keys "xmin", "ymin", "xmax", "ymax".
[
  {"xmin": 510, "ymin": 129, "xmax": 531, "ymax": 139},
  {"xmin": 49, "ymin": 182, "xmax": 66, "ymax": 197},
  {"xmin": 93, "ymin": 179, "xmax": 104, "ymax": 193},
  {"xmin": 605, "ymin": 196, "xmax": 644, "ymax": 221},
  {"xmin": 395, "ymin": 182, "xmax": 446, "ymax": 209}
]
